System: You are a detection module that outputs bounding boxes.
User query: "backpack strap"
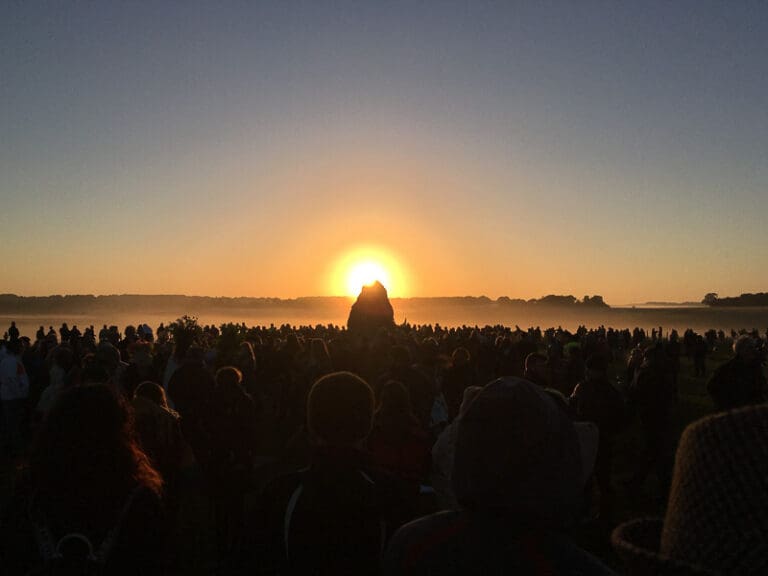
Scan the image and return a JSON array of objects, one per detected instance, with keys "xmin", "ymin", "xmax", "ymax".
[
  {"xmin": 283, "ymin": 483, "xmax": 304, "ymax": 560},
  {"xmin": 91, "ymin": 485, "xmax": 144, "ymax": 563},
  {"xmin": 30, "ymin": 485, "xmax": 145, "ymax": 567},
  {"xmin": 356, "ymin": 470, "xmax": 387, "ymax": 553}
]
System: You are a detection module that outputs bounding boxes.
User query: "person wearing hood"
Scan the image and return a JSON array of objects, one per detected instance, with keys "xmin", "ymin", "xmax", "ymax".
[{"xmin": 383, "ymin": 377, "xmax": 611, "ymax": 575}]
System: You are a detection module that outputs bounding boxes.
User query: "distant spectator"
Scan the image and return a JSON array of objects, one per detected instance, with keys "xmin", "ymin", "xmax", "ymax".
[
  {"xmin": 0, "ymin": 338, "xmax": 30, "ymax": 456},
  {"xmin": 693, "ymin": 335, "xmax": 708, "ymax": 377},
  {"xmin": 36, "ymin": 345, "xmax": 75, "ymax": 416}
]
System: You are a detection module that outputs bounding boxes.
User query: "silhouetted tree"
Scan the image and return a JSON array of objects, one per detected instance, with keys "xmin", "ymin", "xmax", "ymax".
[{"xmin": 702, "ymin": 293, "xmax": 719, "ymax": 306}]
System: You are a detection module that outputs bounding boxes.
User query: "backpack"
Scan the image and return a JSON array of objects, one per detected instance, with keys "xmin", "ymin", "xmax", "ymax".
[{"xmin": 30, "ymin": 487, "xmax": 142, "ymax": 575}]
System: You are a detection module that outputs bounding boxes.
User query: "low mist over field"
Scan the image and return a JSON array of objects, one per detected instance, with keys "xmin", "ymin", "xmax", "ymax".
[{"xmin": 3, "ymin": 294, "xmax": 768, "ymax": 337}]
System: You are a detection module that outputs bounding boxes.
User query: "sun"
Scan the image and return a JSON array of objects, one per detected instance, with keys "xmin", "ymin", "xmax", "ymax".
[
  {"xmin": 329, "ymin": 246, "xmax": 409, "ymax": 298},
  {"xmin": 346, "ymin": 260, "xmax": 391, "ymax": 297}
]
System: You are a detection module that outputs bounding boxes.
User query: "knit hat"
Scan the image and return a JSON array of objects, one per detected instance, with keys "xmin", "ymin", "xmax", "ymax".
[
  {"xmin": 307, "ymin": 371, "xmax": 374, "ymax": 445},
  {"xmin": 452, "ymin": 377, "xmax": 594, "ymax": 528},
  {"xmin": 612, "ymin": 404, "xmax": 768, "ymax": 575}
]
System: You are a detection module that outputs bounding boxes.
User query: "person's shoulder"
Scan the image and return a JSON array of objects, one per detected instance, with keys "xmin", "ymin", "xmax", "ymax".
[
  {"xmin": 383, "ymin": 510, "xmax": 465, "ymax": 572},
  {"xmin": 539, "ymin": 531, "xmax": 617, "ymax": 575}
]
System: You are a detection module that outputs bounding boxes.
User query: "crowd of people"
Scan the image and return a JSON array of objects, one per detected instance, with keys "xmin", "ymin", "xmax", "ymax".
[{"xmin": 0, "ymin": 317, "xmax": 766, "ymax": 575}]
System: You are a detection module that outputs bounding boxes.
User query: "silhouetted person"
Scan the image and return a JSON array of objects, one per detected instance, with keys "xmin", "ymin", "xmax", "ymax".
[
  {"xmin": 571, "ymin": 355, "xmax": 626, "ymax": 517},
  {"xmin": 0, "ymin": 384, "xmax": 165, "ymax": 575},
  {"xmin": 441, "ymin": 347, "xmax": 476, "ymax": 420},
  {"xmin": 260, "ymin": 371, "xmax": 402, "ymax": 576},
  {"xmin": 523, "ymin": 351, "xmax": 549, "ymax": 388},
  {"xmin": 377, "ymin": 346, "xmax": 434, "ymax": 430},
  {"xmin": 707, "ymin": 335, "xmax": 766, "ymax": 412},
  {"xmin": 209, "ymin": 367, "xmax": 259, "ymax": 558},
  {"xmin": 167, "ymin": 360, "xmax": 216, "ymax": 469},
  {"xmin": 8, "ymin": 321, "xmax": 19, "ymax": 341},
  {"xmin": 368, "ymin": 380, "xmax": 431, "ymax": 493},
  {"xmin": 383, "ymin": 378, "xmax": 610, "ymax": 575},
  {"xmin": 0, "ymin": 338, "xmax": 30, "ymax": 456},
  {"xmin": 665, "ymin": 330, "xmax": 681, "ymax": 393},
  {"xmin": 59, "ymin": 323, "xmax": 70, "ymax": 343},
  {"xmin": 132, "ymin": 381, "xmax": 188, "ymax": 486},
  {"xmin": 693, "ymin": 335, "xmax": 708, "ymax": 377},
  {"xmin": 627, "ymin": 344, "xmax": 675, "ymax": 499}
]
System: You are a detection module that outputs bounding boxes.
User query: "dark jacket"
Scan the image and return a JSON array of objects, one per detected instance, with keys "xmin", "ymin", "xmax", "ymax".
[
  {"xmin": 260, "ymin": 447, "xmax": 405, "ymax": 576},
  {"xmin": 383, "ymin": 509, "xmax": 615, "ymax": 576}
]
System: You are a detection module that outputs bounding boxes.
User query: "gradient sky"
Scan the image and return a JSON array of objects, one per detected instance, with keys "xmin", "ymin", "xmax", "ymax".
[{"xmin": 2, "ymin": 2, "xmax": 767, "ymax": 304}]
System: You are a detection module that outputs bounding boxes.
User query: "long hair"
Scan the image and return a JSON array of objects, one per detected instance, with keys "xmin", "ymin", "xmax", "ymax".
[{"xmin": 31, "ymin": 384, "xmax": 163, "ymax": 527}]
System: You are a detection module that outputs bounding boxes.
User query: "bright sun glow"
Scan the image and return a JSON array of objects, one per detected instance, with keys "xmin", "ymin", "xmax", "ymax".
[
  {"xmin": 330, "ymin": 246, "xmax": 409, "ymax": 298},
  {"xmin": 346, "ymin": 260, "xmax": 391, "ymax": 297}
]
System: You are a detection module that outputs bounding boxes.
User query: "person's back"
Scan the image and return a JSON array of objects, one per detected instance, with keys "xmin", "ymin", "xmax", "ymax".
[
  {"xmin": 572, "ymin": 368, "xmax": 626, "ymax": 438},
  {"xmin": 384, "ymin": 509, "xmax": 613, "ymax": 575},
  {"xmin": 264, "ymin": 447, "xmax": 394, "ymax": 576},
  {"xmin": 368, "ymin": 381, "xmax": 431, "ymax": 484},
  {"xmin": 383, "ymin": 378, "xmax": 612, "ymax": 576},
  {"xmin": 259, "ymin": 372, "xmax": 400, "ymax": 576},
  {"xmin": 210, "ymin": 367, "xmax": 258, "ymax": 484}
]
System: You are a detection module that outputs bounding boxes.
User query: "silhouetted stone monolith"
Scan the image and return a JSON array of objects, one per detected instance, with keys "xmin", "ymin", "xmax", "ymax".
[{"xmin": 347, "ymin": 281, "xmax": 395, "ymax": 334}]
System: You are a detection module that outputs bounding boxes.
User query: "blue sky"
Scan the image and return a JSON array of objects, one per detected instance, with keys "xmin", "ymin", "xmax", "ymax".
[{"xmin": 2, "ymin": 2, "xmax": 767, "ymax": 303}]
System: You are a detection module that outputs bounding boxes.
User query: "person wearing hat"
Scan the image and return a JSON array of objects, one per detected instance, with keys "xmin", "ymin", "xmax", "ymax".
[
  {"xmin": 612, "ymin": 404, "xmax": 768, "ymax": 575},
  {"xmin": 383, "ymin": 377, "xmax": 612, "ymax": 575},
  {"xmin": 258, "ymin": 371, "xmax": 405, "ymax": 576}
]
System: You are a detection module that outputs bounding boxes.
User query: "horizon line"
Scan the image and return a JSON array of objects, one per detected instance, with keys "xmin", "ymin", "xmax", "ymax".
[{"xmin": 0, "ymin": 292, "xmax": 710, "ymax": 307}]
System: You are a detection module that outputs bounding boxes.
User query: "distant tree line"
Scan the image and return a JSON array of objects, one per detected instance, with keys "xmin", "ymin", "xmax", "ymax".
[
  {"xmin": 702, "ymin": 292, "xmax": 768, "ymax": 307},
  {"xmin": 497, "ymin": 294, "xmax": 609, "ymax": 307},
  {"xmin": 0, "ymin": 293, "xmax": 610, "ymax": 315}
]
